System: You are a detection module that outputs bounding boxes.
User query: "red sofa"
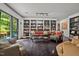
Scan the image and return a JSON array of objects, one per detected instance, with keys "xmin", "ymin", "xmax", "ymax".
[
  {"xmin": 31, "ymin": 31, "xmax": 49, "ymax": 40},
  {"xmin": 34, "ymin": 31, "xmax": 44, "ymax": 36},
  {"xmin": 48, "ymin": 31, "xmax": 62, "ymax": 37},
  {"xmin": 31, "ymin": 31, "xmax": 63, "ymax": 42},
  {"xmin": 55, "ymin": 31, "xmax": 62, "ymax": 38}
]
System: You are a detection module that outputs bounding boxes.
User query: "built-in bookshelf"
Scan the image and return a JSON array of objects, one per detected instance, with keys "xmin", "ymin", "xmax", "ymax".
[
  {"xmin": 70, "ymin": 16, "xmax": 79, "ymax": 36},
  {"xmin": 23, "ymin": 20, "xmax": 30, "ymax": 37},
  {"xmin": 51, "ymin": 20, "xmax": 56, "ymax": 31},
  {"xmin": 31, "ymin": 20, "xmax": 37, "ymax": 31},
  {"xmin": 44, "ymin": 20, "xmax": 50, "ymax": 31},
  {"xmin": 23, "ymin": 20, "xmax": 56, "ymax": 37},
  {"xmin": 37, "ymin": 20, "xmax": 43, "ymax": 31}
]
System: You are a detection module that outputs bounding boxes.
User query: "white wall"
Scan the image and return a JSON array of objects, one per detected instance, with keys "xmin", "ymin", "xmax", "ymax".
[
  {"xmin": 0, "ymin": 3, "xmax": 23, "ymax": 39},
  {"xmin": 60, "ymin": 18, "xmax": 69, "ymax": 37}
]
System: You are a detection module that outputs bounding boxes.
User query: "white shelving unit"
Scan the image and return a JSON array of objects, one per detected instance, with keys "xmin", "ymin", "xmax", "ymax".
[
  {"xmin": 44, "ymin": 20, "xmax": 50, "ymax": 31},
  {"xmin": 23, "ymin": 20, "xmax": 30, "ymax": 38},
  {"xmin": 37, "ymin": 20, "xmax": 43, "ymax": 31},
  {"xmin": 23, "ymin": 19, "xmax": 56, "ymax": 38},
  {"xmin": 31, "ymin": 20, "xmax": 37, "ymax": 31}
]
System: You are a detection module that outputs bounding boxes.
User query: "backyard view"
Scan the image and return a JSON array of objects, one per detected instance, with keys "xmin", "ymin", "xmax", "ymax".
[
  {"xmin": 12, "ymin": 17, "xmax": 18, "ymax": 38},
  {"xmin": 0, "ymin": 12, "xmax": 10, "ymax": 40},
  {"xmin": 0, "ymin": 11, "xmax": 18, "ymax": 41}
]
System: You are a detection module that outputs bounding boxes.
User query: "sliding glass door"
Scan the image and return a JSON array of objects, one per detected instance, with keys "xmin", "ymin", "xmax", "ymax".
[
  {"xmin": 12, "ymin": 17, "xmax": 18, "ymax": 38},
  {"xmin": 0, "ymin": 12, "xmax": 10, "ymax": 41},
  {"xmin": 0, "ymin": 10, "xmax": 18, "ymax": 41}
]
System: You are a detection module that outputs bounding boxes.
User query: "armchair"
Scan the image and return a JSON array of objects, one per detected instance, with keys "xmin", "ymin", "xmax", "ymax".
[{"xmin": 49, "ymin": 31, "xmax": 63, "ymax": 43}]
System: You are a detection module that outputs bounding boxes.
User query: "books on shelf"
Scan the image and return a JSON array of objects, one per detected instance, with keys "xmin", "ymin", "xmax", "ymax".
[
  {"xmin": 70, "ymin": 16, "xmax": 79, "ymax": 36},
  {"xmin": 23, "ymin": 20, "xmax": 56, "ymax": 37}
]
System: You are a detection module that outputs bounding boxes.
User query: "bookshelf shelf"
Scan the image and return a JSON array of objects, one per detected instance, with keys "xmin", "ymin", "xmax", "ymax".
[
  {"xmin": 70, "ymin": 16, "xmax": 79, "ymax": 36},
  {"xmin": 23, "ymin": 20, "xmax": 56, "ymax": 37}
]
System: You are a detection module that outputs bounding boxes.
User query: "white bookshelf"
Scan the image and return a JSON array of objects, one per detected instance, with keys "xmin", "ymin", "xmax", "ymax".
[
  {"xmin": 23, "ymin": 20, "xmax": 30, "ymax": 37},
  {"xmin": 23, "ymin": 19, "xmax": 56, "ymax": 37}
]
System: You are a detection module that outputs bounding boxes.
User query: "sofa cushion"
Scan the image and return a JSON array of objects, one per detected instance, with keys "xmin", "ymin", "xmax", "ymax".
[
  {"xmin": 44, "ymin": 31, "xmax": 48, "ymax": 35},
  {"xmin": 35, "ymin": 31, "xmax": 43, "ymax": 35},
  {"xmin": 48, "ymin": 32, "xmax": 51, "ymax": 35},
  {"xmin": 55, "ymin": 31, "xmax": 62, "ymax": 37}
]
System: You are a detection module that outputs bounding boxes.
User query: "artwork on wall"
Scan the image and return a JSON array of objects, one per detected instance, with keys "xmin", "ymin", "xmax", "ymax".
[{"xmin": 62, "ymin": 20, "xmax": 68, "ymax": 30}]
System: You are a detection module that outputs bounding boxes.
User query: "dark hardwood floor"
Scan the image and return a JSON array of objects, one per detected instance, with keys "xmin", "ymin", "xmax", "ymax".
[{"xmin": 19, "ymin": 39, "xmax": 59, "ymax": 56}]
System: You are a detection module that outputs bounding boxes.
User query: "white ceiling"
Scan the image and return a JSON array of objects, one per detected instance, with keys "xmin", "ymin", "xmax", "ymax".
[{"xmin": 7, "ymin": 3, "xmax": 79, "ymax": 20}]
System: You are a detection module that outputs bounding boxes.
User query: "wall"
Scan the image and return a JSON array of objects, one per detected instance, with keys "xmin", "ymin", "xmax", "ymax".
[
  {"xmin": 60, "ymin": 18, "xmax": 69, "ymax": 37},
  {"xmin": 0, "ymin": 3, "xmax": 23, "ymax": 39}
]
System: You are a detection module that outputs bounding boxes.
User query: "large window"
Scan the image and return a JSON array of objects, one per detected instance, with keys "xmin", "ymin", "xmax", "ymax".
[
  {"xmin": 0, "ymin": 12, "xmax": 10, "ymax": 41},
  {"xmin": 0, "ymin": 10, "xmax": 18, "ymax": 41},
  {"xmin": 12, "ymin": 17, "xmax": 18, "ymax": 38}
]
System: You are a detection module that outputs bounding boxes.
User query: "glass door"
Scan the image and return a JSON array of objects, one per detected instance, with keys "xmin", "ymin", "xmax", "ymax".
[
  {"xmin": 0, "ymin": 11, "xmax": 10, "ymax": 41},
  {"xmin": 12, "ymin": 17, "xmax": 18, "ymax": 39}
]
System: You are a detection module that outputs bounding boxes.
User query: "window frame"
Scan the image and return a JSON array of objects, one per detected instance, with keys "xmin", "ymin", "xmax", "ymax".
[{"xmin": 0, "ymin": 9, "xmax": 19, "ymax": 40}]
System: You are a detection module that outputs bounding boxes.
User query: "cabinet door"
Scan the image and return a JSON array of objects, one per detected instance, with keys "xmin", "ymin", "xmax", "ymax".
[
  {"xmin": 23, "ymin": 20, "xmax": 30, "ymax": 36},
  {"xmin": 44, "ymin": 20, "xmax": 50, "ymax": 31},
  {"xmin": 51, "ymin": 20, "xmax": 56, "ymax": 31},
  {"xmin": 37, "ymin": 20, "xmax": 43, "ymax": 31},
  {"xmin": 31, "ymin": 20, "xmax": 36, "ymax": 31}
]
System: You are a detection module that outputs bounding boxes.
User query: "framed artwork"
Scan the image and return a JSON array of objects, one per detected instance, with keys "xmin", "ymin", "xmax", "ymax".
[{"xmin": 62, "ymin": 20, "xmax": 68, "ymax": 30}]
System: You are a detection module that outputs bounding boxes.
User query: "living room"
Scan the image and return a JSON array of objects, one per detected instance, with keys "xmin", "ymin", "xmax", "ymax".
[{"xmin": 1, "ymin": 3, "xmax": 79, "ymax": 56}]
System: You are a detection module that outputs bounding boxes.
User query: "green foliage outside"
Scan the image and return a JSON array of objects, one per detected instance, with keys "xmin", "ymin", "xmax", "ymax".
[
  {"xmin": 13, "ymin": 18, "xmax": 17, "ymax": 33},
  {"xmin": 0, "ymin": 12, "xmax": 10, "ymax": 35},
  {"xmin": 0, "ymin": 11, "xmax": 18, "ymax": 39},
  {"xmin": 12, "ymin": 17, "xmax": 17, "ymax": 37}
]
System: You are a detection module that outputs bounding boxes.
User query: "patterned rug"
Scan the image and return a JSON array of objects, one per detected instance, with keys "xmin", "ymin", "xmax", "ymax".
[{"xmin": 17, "ymin": 39, "xmax": 58, "ymax": 56}]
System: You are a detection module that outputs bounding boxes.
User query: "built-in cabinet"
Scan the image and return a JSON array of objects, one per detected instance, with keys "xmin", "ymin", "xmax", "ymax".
[
  {"xmin": 31, "ymin": 20, "xmax": 36, "ymax": 31},
  {"xmin": 44, "ymin": 20, "xmax": 50, "ymax": 31},
  {"xmin": 51, "ymin": 20, "xmax": 56, "ymax": 31},
  {"xmin": 23, "ymin": 19, "xmax": 56, "ymax": 37},
  {"xmin": 70, "ymin": 16, "xmax": 79, "ymax": 36},
  {"xmin": 23, "ymin": 20, "xmax": 30, "ymax": 37}
]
